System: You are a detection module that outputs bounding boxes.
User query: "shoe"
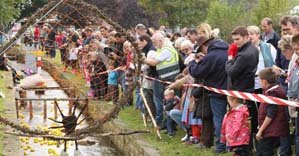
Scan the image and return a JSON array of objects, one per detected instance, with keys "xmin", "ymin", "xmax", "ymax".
[
  {"xmin": 196, "ymin": 143, "xmax": 207, "ymax": 149},
  {"xmin": 214, "ymin": 149, "xmax": 226, "ymax": 154},
  {"xmin": 168, "ymin": 132, "xmax": 175, "ymax": 137},
  {"xmin": 181, "ymin": 134, "xmax": 189, "ymax": 142},
  {"xmin": 185, "ymin": 138, "xmax": 199, "ymax": 145},
  {"xmin": 158, "ymin": 125, "xmax": 166, "ymax": 130}
]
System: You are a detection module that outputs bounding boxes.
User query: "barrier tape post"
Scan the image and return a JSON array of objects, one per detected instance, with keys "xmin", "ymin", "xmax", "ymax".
[{"xmin": 139, "ymin": 86, "xmax": 162, "ymax": 139}]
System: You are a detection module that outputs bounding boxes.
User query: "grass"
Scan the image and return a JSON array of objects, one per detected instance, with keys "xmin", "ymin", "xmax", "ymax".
[
  {"xmin": 43, "ymin": 51, "xmax": 233, "ymax": 156},
  {"xmin": 0, "ymin": 71, "xmax": 10, "ymax": 154}
]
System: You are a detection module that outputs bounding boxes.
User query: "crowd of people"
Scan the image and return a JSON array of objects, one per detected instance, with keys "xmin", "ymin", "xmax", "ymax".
[{"xmin": 21, "ymin": 14, "xmax": 299, "ymax": 155}]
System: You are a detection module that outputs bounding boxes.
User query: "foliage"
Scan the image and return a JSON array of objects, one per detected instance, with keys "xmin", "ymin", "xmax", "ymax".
[
  {"xmin": 252, "ymin": 0, "xmax": 296, "ymax": 28},
  {"xmin": 0, "ymin": 0, "xmax": 27, "ymax": 25},
  {"xmin": 206, "ymin": 0, "xmax": 251, "ymax": 42},
  {"xmin": 18, "ymin": 0, "xmax": 47, "ymax": 20},
  {"xmin": 138, "ymin": 0, "xmax": 210, "ymax": 29}
]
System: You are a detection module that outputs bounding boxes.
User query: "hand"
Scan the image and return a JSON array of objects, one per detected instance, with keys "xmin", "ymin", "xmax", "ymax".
[
  {"xmin": 256, "ymin": 131, "xmax": 263, "ymax": 141},
  {"xmin": 195, "ymin": 53, "xmax": 205, "ymax": 63},
  {"xmin": 272, "ymin": 65, "xmax": 285, "ymax": 76},
  {"xmin": 138, "ymin": 53, "xmax": 146, "ymax": 62}
]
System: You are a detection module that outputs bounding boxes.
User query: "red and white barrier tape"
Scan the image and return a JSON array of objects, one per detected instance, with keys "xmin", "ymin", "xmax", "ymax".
[
  {"xmin": 95, "ymin": 66, "xmax": 125, "ymax": 76},
  {"xmin": 141, "ymin": 74, "xmax": 299, "ymax": 107}
]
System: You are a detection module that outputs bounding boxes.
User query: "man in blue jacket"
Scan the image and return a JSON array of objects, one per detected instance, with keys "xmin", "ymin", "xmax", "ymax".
[{"xmin": 189, "ymin": 36, "xmax": 229, "ymax": 153}]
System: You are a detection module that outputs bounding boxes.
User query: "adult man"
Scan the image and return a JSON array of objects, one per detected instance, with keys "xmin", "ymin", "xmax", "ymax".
[
  {"xmin": 135, "ymin": 24, "xmax": 147, "ymax": 39},
  {"xmin": 189, "ymin": 36, "xmax": 229, "ymax": 153},
  {"xmin": 280, "ymin": 15, "xmax": 297, "ymax": 36},
  {"xmin": 226, "ymin": 26, "xmax": 259, "ymax": 92},
  {"xmin": 143, "ymin": 32, "xmax": 180, "ymax": 128},
  {"xmin": 43, "ymin": 25, "xmax": 56, "ymax": 58},
  {"xmin": 261, "ymin": 17, "xmax": 280, "ymax": 49},
  {"xmin": 225, "ymin": 27, "xmax": 259, "ymax": 145}
]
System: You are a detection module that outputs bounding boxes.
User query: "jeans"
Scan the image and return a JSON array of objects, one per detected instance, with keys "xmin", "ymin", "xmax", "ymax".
[
  {"xmin": 50, "ymin": 48, "xmax": 56, "ymax": 58},
  {"xmin": 169, "ymin": 109, "xmax": 188, "ymax": 132},
  {"xmin": 280, "ymin": 135, "xmax": 292, "ymax": 156},
  {"xmin": 166, "ymin": 111, "xmax": 175, "ymax": 134},
  {"xmin": 135, "ymin": 87, "xmax": 143, "ymax": 110},
  {"xmin": 256, "ymin": 137, "xmax": 280, "ymax": 156},
  {"xmin": 210, "ymin": 96, "xmax": 227, "ymax": 151},
  {"xmin": 153, "ymin": 80, "xmax": 165, "ymax": 126},
  {"xmin": 296, "ymin": 116, "xmax": 299, "ymax": 156}
]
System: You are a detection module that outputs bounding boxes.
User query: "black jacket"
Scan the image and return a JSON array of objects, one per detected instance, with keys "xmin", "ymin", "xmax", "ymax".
[
  {"xmin": 142, "ymin": 41, "xmax": 157, "ymax": 77},
  {"xmin": 225, "ymin": 41, "xmax": 259, "ymax": 92}
]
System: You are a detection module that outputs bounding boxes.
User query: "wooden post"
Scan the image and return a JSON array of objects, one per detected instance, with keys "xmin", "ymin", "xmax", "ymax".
[
  {"xmin": 43, "ymin": 100, "xmax": 47, "ymax": 120},
  {"xmin": 140, "ymin": 88, "xmax": 162, "ymax": 139},
  {"xmin": 15, "ymin": 98, "xmax": 19, "ymax": 119},
  {"xmin": 68, "ymin": 100, "xmax": 73, "ymax": 116},
  {"xmin": 29, "ymin": 100, "xmax": 33, "ymax": 120},
  {"xmin": 85, "ymin": 99, "xmax": 89, "ymax": 115},
  {"xmin": 54, "ymin": 101, "xmax": 58, "ymax": 119},
  {"xmin": 19, "ymin": 90, "xmax": 27, "ymax": 107}
]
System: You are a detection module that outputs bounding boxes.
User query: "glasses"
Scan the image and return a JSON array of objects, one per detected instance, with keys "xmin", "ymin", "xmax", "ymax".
[
  {"xmin": 181, "ymin": 48, "xmax": 189, "ymax": 53},
  {"xmin": 282, "ymin": 28, "xmax": 291, "ymax": 32}
]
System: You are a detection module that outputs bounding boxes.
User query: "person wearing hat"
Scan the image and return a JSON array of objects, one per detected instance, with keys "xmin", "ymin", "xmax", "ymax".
[
  {"xmin": 189, "ymin": 34, "xmax": 229, "ymax": 153},
  {"xmin": 135, "ymin": 23, "xmax": 147, "ymax": 38}
]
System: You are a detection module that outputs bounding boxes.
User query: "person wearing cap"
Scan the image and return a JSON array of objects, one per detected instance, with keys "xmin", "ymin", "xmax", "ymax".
[
  {"xmin": 143, "ymin": 32, "xmax": 180, "ymax": 128},
  {"xmin": 189, "ymin": 33, "xmax": 229, "ymax": 153},
  {"xmin": 135, "ymin": 23, "xmax": 147, "ymax": 38}
]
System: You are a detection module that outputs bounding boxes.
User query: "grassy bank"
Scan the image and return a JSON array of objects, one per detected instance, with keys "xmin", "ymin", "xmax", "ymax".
[{"xmin": 0, "ymin": 71, "xmax": 10, "ymax": 154}]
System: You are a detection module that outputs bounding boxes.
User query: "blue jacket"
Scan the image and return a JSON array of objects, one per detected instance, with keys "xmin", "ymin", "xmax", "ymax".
[
  {"xmin": 108, "ymin": 71, "xmax": 118, "ymax": 86},
  {"xmin": 189, "ymin": 39, "xmax": 229, "ymax": 96}
]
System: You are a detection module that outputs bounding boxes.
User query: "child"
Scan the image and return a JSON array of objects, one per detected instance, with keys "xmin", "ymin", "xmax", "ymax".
[
  {"xmin": 221, "ymin": 96, "xmax": 250, "ymax": 156},
  {"xmin": 256, "ymin": 68, "xmax": 290, "ymax": 155},
  {"xmin": 64, "ymin": 42, "xmax": 79, "ymax": 74},
  {"xmin": 107, "ymin": 63, "xmax": 119, "ymax": 104},
  {"xmin": 163, "ymin": 89, "xmax": 180, "ymax": 137}
]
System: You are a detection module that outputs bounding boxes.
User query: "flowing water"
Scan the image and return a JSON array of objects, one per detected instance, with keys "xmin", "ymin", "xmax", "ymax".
[{"xmin": 9, "ymin": 53, "xmax": 120, "ymax": 156}]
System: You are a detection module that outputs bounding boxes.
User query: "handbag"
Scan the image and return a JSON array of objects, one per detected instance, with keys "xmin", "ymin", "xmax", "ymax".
[{"xmin": 193, "ymin": 87, "xmax": 212, "ymax": 119}]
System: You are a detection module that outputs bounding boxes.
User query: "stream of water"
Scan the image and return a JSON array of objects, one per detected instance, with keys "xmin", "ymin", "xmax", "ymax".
[{"xmin": 10, "ymin": 56, "xmax": 120, "ymax": 156}]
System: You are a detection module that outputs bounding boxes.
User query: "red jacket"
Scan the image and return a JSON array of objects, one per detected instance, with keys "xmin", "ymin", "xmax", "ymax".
[
  {"xmin": 221, "ymin": 104, "xmax": 250, "ymax": 147},
  {"xmin": 258, "ymin": 85, "xmax": 289, "ymax": 138}
]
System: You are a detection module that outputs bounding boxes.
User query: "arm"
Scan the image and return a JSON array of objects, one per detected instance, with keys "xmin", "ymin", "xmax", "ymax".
[
  {"xmin": 144, "ymin": 58, "xmax": 160, "ymax": 66},
  {"xmin": 220, "ymin": 115, "xmax": 227, "ymax": 144},
  {"xmin": 256, "ymin": 105, "xmax": 277, "ymax": 140},
  {"xmin": 256, "ymin": 117, "xmax": 272, "ymax": 140},
  {"xmin": 225, "ymin": 54, "xmax": 249, "ymax": 78},
  {"xmin": 167, "ymin": 76, "xmax": 188, "ymax": 90},
  {"xmin": 188, "ymin": 57, "xmax": 212, "ymax": 79}
]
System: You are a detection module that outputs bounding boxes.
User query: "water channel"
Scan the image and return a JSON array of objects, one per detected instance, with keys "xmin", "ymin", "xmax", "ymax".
[{"xmin": 9, "ymin": 49, "xmax": 120, "ymax": 156}]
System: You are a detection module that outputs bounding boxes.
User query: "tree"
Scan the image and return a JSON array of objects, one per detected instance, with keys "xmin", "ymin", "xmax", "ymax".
[
  {"xmin": 252, "ymin": 0, "xmax": 296, "ymax": 28},
  {"xmin": 0, "ymin": 0, "xmax": 27, "ymax": 26},
  {"xmin": 18, "ymin": 0, "xmax": 47, "ymax": 20},
  {"xmin": 206, "ymin": 0, "xmax": 251, "ymax": 41},
  {"xmin": 138, "ymin": 0, "xmax": 210, "ymax": 29}
]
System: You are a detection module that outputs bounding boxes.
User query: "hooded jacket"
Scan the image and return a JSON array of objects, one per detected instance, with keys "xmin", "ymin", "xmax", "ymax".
[
  {"xmin": 221, "ymin": 104, "xmax": 250, "ymax": 147},
  {"xmin": 189, "ymin": 39, "xmax": 228, "ymax": 97}
]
